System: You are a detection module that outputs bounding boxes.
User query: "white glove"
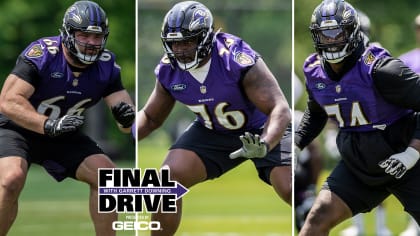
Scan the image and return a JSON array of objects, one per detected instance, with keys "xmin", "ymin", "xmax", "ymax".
[
  {"xmin": 229, "ymin": 132, "xmax": 268, "ymax": 159},
  {"xmin": 378, "ymin": 147, "xmax": 420, "ymax": 179}
]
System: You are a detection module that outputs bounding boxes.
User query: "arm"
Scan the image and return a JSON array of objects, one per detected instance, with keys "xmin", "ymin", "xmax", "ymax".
[
  {"xmin": 295, "ymin": 97, "xmax": 328, "ymax": 150},
  {"xmin": 378, "ymin": 117, "xmax": 420, "ymax": 179},
  {"xmin": 373, "ymin": 57, "xmax": 420, "ymax": 110},
  {"xmin": 137, "ymin": 80, "xmax": 175, "ymax": 140},
  {"xmin": 242, "ymin": 58, "xmax": 291, "ymax": 151},
  {"xmin": 0, "ymin": 74, "xmax": 48, "ymax": 134},
  {"xmin": 373, "ymin": 58, "xmax": 420, "ymax": 178},
  {"xmin": 104, "ymin": 89, "xmax": 135, "ymax": 133},
  {"xmin": 0, "ymin": 56, "xmax": 84, "ymax": 137}
]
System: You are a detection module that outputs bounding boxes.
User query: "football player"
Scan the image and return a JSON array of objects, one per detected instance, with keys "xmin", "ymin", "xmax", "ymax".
[
  {"xmin": 398, "ymin": 13, "xmax": 420, "ymax": 236},
  {"xmin": 294, "ymin": 110, "xmax": 322, "ymax": 232},
  {"xmin": 137, "ymin": 1, "xmax": 291, "ymax": 235},
  {"xmin": 0, "ymin": 1, "xmax": 134, "ymax": 235},
  {"xmin": 338, "ymin": 9, "xmax": 391, "ymax": 236},
  {"xmin": 293, "ymin": 74, "xmax": 323, "ymax": 232},
  {"xmin": 296, "ymin": 0, "xmax": 420, "ymax": 235}
]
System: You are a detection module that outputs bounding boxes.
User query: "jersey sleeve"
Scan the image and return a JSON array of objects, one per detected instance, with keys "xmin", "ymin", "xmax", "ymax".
[
  {"xmin": 102, "ymin": 61, "xmax": 124, "ymax": 97},
  {"xmin": 10, "ymin": 55, "xmax": 42, "ymax": 87},
  {"xmin": 296, "ymin": 54, "xmax": 329, "ymax": 149},
  {"xmin": 10, "ymin": 38, "xmax": 53, "ymax": 87},
  {"xmin": 372, "ymin": 57, "xmax": 420, "ymax": 111},
  {"xmin": 216, "ymin": 33, "xmax": 259, "ymax": 82},
  {"xmin": 295, "ymin": 89, "xmax": 328, "ymax": 149}
]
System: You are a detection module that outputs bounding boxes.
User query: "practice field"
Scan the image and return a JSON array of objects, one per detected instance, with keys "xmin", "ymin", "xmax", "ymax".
[
  {"xmin": 7, "ymin": 161, "xmax": 135, "ymax": 236},
  {"xmin": 138, "ymin": 133, "xmax": 293, "ymax": 236},
  {"xmin": 139, "ymin": 134, "xmax": 413, "ymax": 236},
  {"xmin": 8, "ymin": 136, "xmax": 411, "ymax": 236},
  {"xmin": 314, "ymin": 171, "xmax": 411, "ymax": 236}
]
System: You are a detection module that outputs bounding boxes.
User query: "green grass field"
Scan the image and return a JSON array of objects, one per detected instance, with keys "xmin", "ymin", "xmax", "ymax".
[
  {"xmin": 138, "ymin": 133, "xmax": 292, "ymax": 236},
  {"xmin": 8, "ymin": 161, "xmax": 135, "ymax": 236},
  {"xmin": 6, "ymin": 132, "xmax": 414, "ymax": 236},
  {"xmin": 138, "ymin": 133, "xmax": 413, "ymax": 236},
  {"xmin": 315, "ymin": 171, "xmax": 411, "ymax": 236}
]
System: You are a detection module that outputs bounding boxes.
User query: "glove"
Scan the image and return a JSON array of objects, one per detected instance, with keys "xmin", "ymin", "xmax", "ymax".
[
  {"xmin": 229, "ymin": 132, "xmax": 268, "ymax": 159},
  {"xmin": 44, "ymin": 115, "xmax": 84, "ymax": 137},
  {"xmin": 111, "ymin": 102, "xmax": 135, "ymax": 128},
  {"xmin": 378, "ymin": 147, "xmax": 420, "ymax": 179}
]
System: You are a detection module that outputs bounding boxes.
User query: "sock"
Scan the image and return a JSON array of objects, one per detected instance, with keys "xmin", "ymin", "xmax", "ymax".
[
  {"xmin": 375, "ymin": 205, "xmax": 386, "ymax": 233},
  {"xmin": 354, "ymin": 213, "xmax": 364, "ymax": 233}
]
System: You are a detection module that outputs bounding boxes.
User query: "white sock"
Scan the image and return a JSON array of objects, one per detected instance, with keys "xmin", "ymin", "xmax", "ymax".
[
  {"xmin": 376, "ymin": 205, "xmax": 386, "ymax": 232},
  {"xmin": 353, "ymin": 214, "xmax": 364, "ymax": 233}
]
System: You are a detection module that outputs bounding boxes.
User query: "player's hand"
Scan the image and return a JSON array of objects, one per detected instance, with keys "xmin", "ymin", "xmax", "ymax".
[
  {"xmin": 44, "ymin": 115, "xmax": 84, "ymax": 137},
  {"xmin": 378, "ymin": 147, "xmax": 420, "ymax": 179},
  {"xmin": 229, "ymin": 132, "xmax": 268, "ymax": 159},
  {"xmin": 111, "ymin": 102, "xmax": 135, "ymax": 128}
]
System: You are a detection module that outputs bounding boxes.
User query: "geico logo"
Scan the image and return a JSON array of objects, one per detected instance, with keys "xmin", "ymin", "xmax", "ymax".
[{"xmin": 112, "ymin": 221, "xmax": 161, "ymax": 231}]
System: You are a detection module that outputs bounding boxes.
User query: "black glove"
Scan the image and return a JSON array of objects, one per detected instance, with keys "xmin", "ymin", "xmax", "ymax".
[
  {"xmin": 44, "ymin": 115, "xmax": 84, "ymax": 137},
  {"xmin": 111, "ymin": 102, "xmax": 135, "ymax": 128}
]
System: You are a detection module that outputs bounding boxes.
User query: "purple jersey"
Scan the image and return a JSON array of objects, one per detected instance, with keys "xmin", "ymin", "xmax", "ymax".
[
  {"xmin": 303, "ymin": 45, "xmax": 412, "ymax": 131},
  {"xmin": 399, "ymin": 48, "xmax": 420, "ymax": 74},
  {"xmin": 155, "ymin": 32, "xmax": 267, "ymax": 133},
  {"xmin": 16, "ymin": 36, "xmax": 123, "ymax": 119}
]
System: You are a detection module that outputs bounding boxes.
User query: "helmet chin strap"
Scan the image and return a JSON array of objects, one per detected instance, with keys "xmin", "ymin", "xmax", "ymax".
[
  {"xmin": 62, "ymin": 45, "xmax": 89, "ymax": 68},
  {"xmin": 75, "ymin": 51, "xmax": 97, "ymax": 64},
  {"xmin": 176, "ymin": 51, "xmax": 201, "ymax": 71},
  {"xmin": 322, "ymin": 44, "xmax": 350, "ymax": 63},
  {"xmin": 68, "ymin": 49, "xmax": 95, "ymax": 65},
  {"xmin": 73, "ymin": 40, "xmax": 101, "ymax": 64},
  {"xmin": 323, "ymin": 52, "xmax": 345, "ymax": 63}
]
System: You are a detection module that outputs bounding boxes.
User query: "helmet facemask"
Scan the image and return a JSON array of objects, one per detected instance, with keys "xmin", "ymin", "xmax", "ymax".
[
  {"xmin": 161, "ymin": 1, "xmax": 215, "ymax": 71},
  {"xmin": 310, "ymin": 0, "xmax": 362, "ymax": 63},
  {"xmin": 61, "ymin": 1, "xmax": 109, "ymax": 65},
  {"xmin": 311, "ymin": 21, "xmax": 360, "ymax": 63},
  {"xmin": 162, "ymin": 28, "xmax": 213, "ymax": 70},
  {"xmin": 62, "ymin": 27, "xmax": 108, "ymax": 64}
]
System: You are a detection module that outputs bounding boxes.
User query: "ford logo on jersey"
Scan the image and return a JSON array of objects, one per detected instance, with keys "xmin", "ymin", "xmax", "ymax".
[
  {"xmin": 315, "ymin": 82, "xmax": 326, "ymax": 90},
  {"xmin": 171, "ymin": 84, "xmax": 187, "ymax": 91},
  {"xmin": 51, "ymin": 72, "xmax": 64, "ymax": 79}
]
